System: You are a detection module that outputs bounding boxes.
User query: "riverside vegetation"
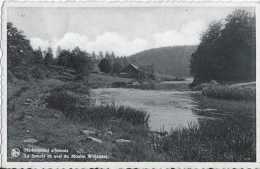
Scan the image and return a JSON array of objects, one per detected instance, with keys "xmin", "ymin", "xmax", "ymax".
[{"xmin": 7, "ymin": 8, "xmax": 255, "ymax": 162}]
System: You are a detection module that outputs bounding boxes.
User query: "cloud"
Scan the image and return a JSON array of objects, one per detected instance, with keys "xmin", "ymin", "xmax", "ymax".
[
  {"xmin": 87, "ymin": 32, "xmax": 149, "ymax": 56},
  {"xmin": 30, "ymin": 32, "xmax": 150, "ymax": 56},
  {"xmin": 153, "ymin": 20, "xmax": 207, "ymax": 47},
  {"xmin": 30, "ymin": 37, "xmax": 49, "ymax": 50},
  {"xmin": 30, "ymin": 20, "xmax": 207, "ymax": 56}
]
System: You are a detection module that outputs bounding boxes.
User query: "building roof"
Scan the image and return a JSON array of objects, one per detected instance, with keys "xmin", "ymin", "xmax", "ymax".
[{"xmin": 129, "ymin": 63, "xmax": 139, "ymax": 70}]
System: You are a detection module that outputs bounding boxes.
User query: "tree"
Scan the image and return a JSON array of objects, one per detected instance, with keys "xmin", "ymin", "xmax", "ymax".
[
  {"xmin": 33, "ymin": 47, "xmax": 43, "ymax": 64},
  {"xmin": 99, "ymin": 51, "xmax": 104, "ymax": 59},
  {"xmin": 98, "ymin": 58, "xmax": 112, "ymax": 73},
  {"xmin": 190, "ymin": 9, "xmax": 255, "ymax": 83},
  {"xmin": 110, "ymin": 52, "xmax": 116, "ymax": 59},
  {"xmin": 57, "ymin": 49, "xmax": 72, "ymax": 67},
  {"xmin": 71, "ymin": 47, "xmax": 93, "ymax": 78},
  {"xmin": 91, "ymin": 51, "xmax": 97, "ymax": 59},
  {"xmin": 105, "ymin": 51, "xmax": 110, "ymax": 59},
  {"xmin": 44, "ymin": 47, "xmax": 54, "ymax": 65},
  {"xmin": 219, "ymin": 9, "xmax": 256, "ymax": 80},
  {"xmin": 7, "ymin": 22, "xmax": 35, "ymax": 68},
  {"xmin": 112, "ymin": 61, "xmax": 123, "ymax": 74},
  {"xmin": 190, "ymin": 21, "xmax": 223, "ymax": 81}
]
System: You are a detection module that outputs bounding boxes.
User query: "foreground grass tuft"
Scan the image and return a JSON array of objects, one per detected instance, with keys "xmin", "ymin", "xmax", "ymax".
[
  {"xmin": 46, "ymin": 87, "xmax": 149, "ymax": 126},
  {"xmin": 152, "ymin": 119, "xmax": 255, "ymax": 162}
]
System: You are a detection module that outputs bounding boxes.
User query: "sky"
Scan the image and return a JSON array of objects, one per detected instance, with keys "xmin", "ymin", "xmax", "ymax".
[{"xmin": 7, "ymin": 7, "xmax": 254, "ymax": 56}]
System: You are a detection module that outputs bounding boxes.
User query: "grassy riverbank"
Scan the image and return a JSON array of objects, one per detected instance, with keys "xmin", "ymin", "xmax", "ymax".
[
  {"xmin": 8, "ymin": 70, "xmax": 255, "ymax": 161},
  {"xmin": 154, "ymin": 96, "xmax": 256, "ymax": 161},
  {"xmin": 192, "ymin": 81, "xmax": 256, "ymax": 101},
  {"xmin": 202, "ymin": 83, "xmax": 255, "ymax": 101},
  {"xmin": 7, "ymin": 75, "xmax": 160, "ymax": 161}
]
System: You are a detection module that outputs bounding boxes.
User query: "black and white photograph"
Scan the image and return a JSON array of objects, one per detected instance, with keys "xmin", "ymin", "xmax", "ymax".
[{"xmin": 2, "ymin": 1, "xmax": 259, "ymax": 167}]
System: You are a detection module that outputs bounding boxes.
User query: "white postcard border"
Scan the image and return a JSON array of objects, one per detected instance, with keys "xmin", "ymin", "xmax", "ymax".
[{"xmin": 1, "ymin": 1, "xmax": 260, "ymax": 168}]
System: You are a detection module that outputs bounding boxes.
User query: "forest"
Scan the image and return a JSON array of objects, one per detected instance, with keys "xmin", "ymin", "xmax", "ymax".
[{"xmin": 190, "ymin": 9, "xmax": 256, "ymax": 84}]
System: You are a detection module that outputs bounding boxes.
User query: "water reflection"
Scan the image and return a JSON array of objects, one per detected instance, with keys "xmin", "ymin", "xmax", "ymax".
[
  {"xmin": 90, "ymin": 88, "xmax": 255, "ymax": 132},
  {"xmin": 91, "ymin": 88, "xmax": 198, "ymax": 131}
]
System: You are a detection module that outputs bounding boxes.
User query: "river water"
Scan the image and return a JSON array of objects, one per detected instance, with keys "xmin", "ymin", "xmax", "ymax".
[{"xmin": 90, "ymin": 81, "xmax": 254, "ymax": 132}]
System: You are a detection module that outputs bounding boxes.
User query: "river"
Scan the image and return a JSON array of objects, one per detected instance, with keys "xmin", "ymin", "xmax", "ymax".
[{"xmin": 90, "ymin": 81, "xmax": 255, "ymax": 132}]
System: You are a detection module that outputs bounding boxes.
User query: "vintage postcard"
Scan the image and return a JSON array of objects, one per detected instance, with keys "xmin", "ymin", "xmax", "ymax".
[{"xmin": 1, "ymin": 0, "xmax": 259, "ymax": 168}]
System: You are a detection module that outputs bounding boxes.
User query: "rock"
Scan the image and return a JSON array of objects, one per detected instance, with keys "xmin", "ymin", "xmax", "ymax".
[
  {"xmin": 24, "ymin": 98, "xmax": 33, "ymax": 105},
  {"xmin": 53, "ymin": 113, "xmax": 61, "ymax": 119},
  {"xmin": 115, "ymin": 139, "xmax": 132, "ymax": 144},
  {"xmin": 107, "ymin": 131, "xmax": 113, "ymax": 136},
  {"xmin": 23, "ymin": 138, "xmax": 38, "ymax": 144},
  {"xmin": 26, "ymin": 129, "xmax": 30, "ymax": 134},
  {"xmin": 81, "ymin": 129, "xmax": 96, "ymax": 136},
  {"xmin": 209, "ymin": 80, "xmax": 218, "ymax": 85},
  {"xmin": 86, "ymin": 136, "xmax": 103, "ymax": 144}
]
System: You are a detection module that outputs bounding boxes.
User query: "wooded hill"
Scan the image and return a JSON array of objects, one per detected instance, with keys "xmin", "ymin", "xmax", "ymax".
[{"xmin": 128, "ymin": 46, "xmax": 197, "ymax": 78}]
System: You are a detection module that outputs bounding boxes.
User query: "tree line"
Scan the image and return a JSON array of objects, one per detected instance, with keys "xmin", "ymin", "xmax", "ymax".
[
  {"xmin": 7, "ymin": 22, "xmax": 130, "ymax": 80},
  {"xmin": 190, "ymin": 9, "xmax": 256, "ymax": 84}
]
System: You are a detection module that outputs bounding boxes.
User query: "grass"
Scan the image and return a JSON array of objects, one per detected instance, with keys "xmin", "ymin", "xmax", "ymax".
[
  {"xmin": 44, "ymin": 80, "xmax": 255, "ymax": 162},
  {"xmin": 202, "ymin": 84, "xmax": 255, "ymax": 100},
  {"xmin": 153, "ymin": 119, "xmax": 255, "ymax": 161},
  {"xmin": 150, "ymin": 94, "xmax": 256, "ymax": 162},
  {"xmin": 46, "ymin": 87, "xmax": 149, "ymax": 126},
  {"xmin": 8, "ymin": 68, "xmax": 256, "ymax": 162}
]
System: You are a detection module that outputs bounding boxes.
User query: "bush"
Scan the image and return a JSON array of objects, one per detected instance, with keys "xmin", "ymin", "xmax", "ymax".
[{"xmin": 45, "ymin": 88, "xmax": 78, "ymax": 113}]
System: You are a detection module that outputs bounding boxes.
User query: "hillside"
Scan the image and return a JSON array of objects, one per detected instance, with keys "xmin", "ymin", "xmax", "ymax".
[{"xmin": 128, "ymin": 46, "xmax": 197, "ymax": 78}]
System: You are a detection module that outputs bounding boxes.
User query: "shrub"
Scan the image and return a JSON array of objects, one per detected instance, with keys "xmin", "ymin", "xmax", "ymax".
[{"xmin": 45, "ymin": 88, "xmax": 78, "ymax": 113}]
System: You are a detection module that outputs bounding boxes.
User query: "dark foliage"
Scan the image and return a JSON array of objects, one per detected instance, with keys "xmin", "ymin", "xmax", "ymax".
[
  {"xmin": 32, "ymin": 47, "xmax": 44, "ymax": 64},
  {"xmin": 56, "ymin": 47, "xmax": 93, "ymax": 79},
  {"xmin": 190, "ymin": 9, "xmax": 256, "ymax": 83},
  {"xmin": 7, "ymin": 22, "xmax": 35, "ymax": 69},
  {"xmin": 45, "ymin": 87, "xmax": 79, "ymax": 113},
  {"xmin": 44, "ymin": 47, "xmax": 54, "ymax": 65},
  {"xmin": 98, "ymin": 58, "xmax": 112, "ymax": 73}
]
